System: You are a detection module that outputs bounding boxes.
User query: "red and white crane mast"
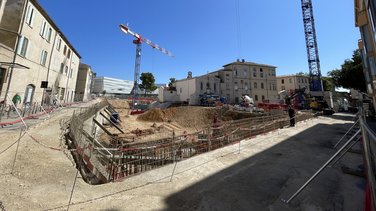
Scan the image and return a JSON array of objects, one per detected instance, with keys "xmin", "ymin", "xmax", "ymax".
[{"xmin": 119, "ymin": 24, "xmax": 173, "ymax": 108}]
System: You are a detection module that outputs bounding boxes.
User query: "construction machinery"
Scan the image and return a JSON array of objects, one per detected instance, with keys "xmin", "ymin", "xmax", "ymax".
[
  {"xmin": 119, "ymin": 24, "xmax": 173, "ymax": 110},
  {"xmin": 301, "ymin": 0, "xmax": 323, "ymax": 92}
]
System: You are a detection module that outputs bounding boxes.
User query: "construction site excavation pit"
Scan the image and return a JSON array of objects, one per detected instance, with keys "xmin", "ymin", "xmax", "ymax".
[{"xmin": 66, "ymin": 99, "xmax": 314, "ymax": 184}]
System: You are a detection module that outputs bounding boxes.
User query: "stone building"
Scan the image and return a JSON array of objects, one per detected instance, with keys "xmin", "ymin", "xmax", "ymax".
[
  {"xmin": 171, "ymin": 60, "xmax": 278, "ymax": 105},
  {"xmin": 276, "ymin": 74, "xmax": 310, "ymax": 93},
  {"xmin": 355, "ymin": 0, "xmax": 376, "ymax": 111},
  {"xmin": 75, "ymin": 63, "xmax": 94, "ymax": 102},
  {"xmin": 0, "ymin": 0, "xmax": 81, "ymax": 105}
]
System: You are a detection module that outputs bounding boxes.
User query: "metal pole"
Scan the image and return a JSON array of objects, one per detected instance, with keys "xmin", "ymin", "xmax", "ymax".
[
  {"xmin": 170, "ymin": 131, "xmax": 177, "ymax": 182},
  {"xmin": 329, "ymin": 136, "xmax": 361, "ymax": 168},
  {"xmin": 282, "ymin": 129, "xmax": 361, "ymax": 204},
  {"xmin": 11, "ymin": 127, "xmax": 25, "ymax": 174},
  {"xmin": 333, "ymin": 119, "xmax": 359, "ymax": 149},
  {"xmin": 67, "ymin": 169, "xmax": 79, "ymax": 211}
]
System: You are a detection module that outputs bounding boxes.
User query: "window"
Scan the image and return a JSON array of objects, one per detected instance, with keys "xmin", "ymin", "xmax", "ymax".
[
  {"xmin": 56, "ymin": 38, "xmax": 61, "ymax": 51},
  {"xmin": 40, "ymin": 21, "xmax": 47, "ymax": 37},
  {"xmin": 243, "ymin": 69, "xmax": 247, "ymax": 77},
  {"xmin": 70, "ymin": 68, "xmax": 73, "ymax": 78},
  {"xmin": 281, "ymin": 79, "xmax": 284, "ymax": 84},
  {"xmin": 40, "ymin": 50, "xmax": 48, "ymax": 66},
  {"xmin": 281, "ymin": 86, "xmax": 285, "ymax": 90},
  {"xmin": 60, "ymin": 63, "xmax": 64, "ymax": 73},
  {"xmin": 245, "ymin": 82, "xmax": 248, "ymax": 90},
  {"xmin": 25, "ymin": 4, "xmax": 35, "ymax": 27},
  {"xmin": 261, "ymin": 82, "xmax": 264, "ymax": 89},
  {"xmin": 63, "ymin": 45, "xmax": 67, "ymax": 55},
  {"xmin": 65, "ymin": 66, "xmax": 68, "ymax": 75},
  {"xmin": 47, "ymin": 27, "xmax": 52, "ymax": 42},
  {"xmin": 297, "ymin": 78, "xmax": 300, "ymax": 83},
  {"xmin": 253, "ymin": 67, "xmax": 257, "ymax": 77},
  {"xmin": 214, "ymin": 83, "xmax": 217, "ymax": 91},
  {"xmin": 17, "ymin": 37, "xmax": 29, "ymax": 57},
  {"xmin": 180, "ymin": 88, "xmax": 182, "ymax": 93},
  {"xmin": 67, "ymin": 49, "xmax": 71, "ymax": 58},
  {"xmin": 260, "ymin": 68, "xmax": 264, "ymax": 78},
  {"xmin": 234, "ymin": 68, "xmax": 238, "ymax": 77},
  {"xmin": 255, "ymin": 95, "xmax": 258, "ymax": 101},
  {"xmin": 200, "ymin": 82, "xmax": 203, "ymax": 90},
  {"xmin": 254, "ymin": 82, "xmax": 257, "ymax": 89},
  {"xmin": 235, "ymin": 85, "xmax": 238, "ymax": 91},
  {"xmin": 262, "ymin": 95, "xmax": 265, "ymax": 101},
  {"xmin": 289, "ymin": 78, "xmax": 292, "ymax": 83}
]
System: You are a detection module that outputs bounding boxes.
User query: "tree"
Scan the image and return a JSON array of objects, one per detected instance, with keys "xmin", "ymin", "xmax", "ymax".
[
  {"xmin": 321, "ymin": 77, "xmax": 334, "ymax": 91},
  {"xmin": 139, "ymin": 72, "xmax": 157, "ymax": 96},
  {"xmin": 327, "ymin": 49, "xmax": 366, "ymax": 92},
  {"xmin": 168, "ymin": 78, "xmax": 176, "ymax": 87}
]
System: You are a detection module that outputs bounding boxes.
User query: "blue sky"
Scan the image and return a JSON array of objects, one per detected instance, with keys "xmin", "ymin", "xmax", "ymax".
[{"xmin": 38, "ymin": 0, "xmax": 359, "ymax": 84}]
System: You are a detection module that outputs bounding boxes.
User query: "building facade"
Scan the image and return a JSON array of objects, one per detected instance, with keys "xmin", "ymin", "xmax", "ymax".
[
  {"xmin": 0, "ymin": 0, "xmax": 81, "ymax": 105},
  {"xmin": 355, "ymin": 0, "xmax": 376, "ymax": 111},
  {"xmin": 172, "ymin": 60, "xmax": 278, "ymax": 105},
  {"xmin": 75, "ymin": 63, "xmax": 94, "ymax": 102},
  {"xmin": 93, "ymin": 76, "xmax": 134, "ymax": 96},
  {"xmin": 276, "ymin": 75, "xmax": 310, "ymax": 93}
]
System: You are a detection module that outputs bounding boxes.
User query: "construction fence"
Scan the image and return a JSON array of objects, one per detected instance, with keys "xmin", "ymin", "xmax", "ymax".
[
  {"xmin": 67, "ymin": 102, "xmax": 314, "ymax": 184},
  {"xmin": 0, "ymin": 90, "xmax": 89, "ymax": 126},
  {"xmin": 359, "ymin": 110, "xmax": 376, "ymax": 211}
]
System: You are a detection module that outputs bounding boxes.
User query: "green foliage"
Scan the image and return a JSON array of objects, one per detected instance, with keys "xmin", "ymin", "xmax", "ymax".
[
  {"xmin": 327, "ymin": 49, "xmax": 366, "ymax": 92},
  {"xmin": 168, "ymin": 78, "xmax": 176, "ymax": 87},
  {"xmin": 321, "ymin": 77, "xmax": 334, "ymax": 91},
  {"xmin": 139, "ymin": 72, "xmax": 157, "ymax": 96}
]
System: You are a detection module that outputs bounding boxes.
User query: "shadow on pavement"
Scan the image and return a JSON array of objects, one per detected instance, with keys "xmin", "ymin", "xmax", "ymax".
[{"xmin": 163, "ymin": 121, "xmax": 365, "ymax": 211}]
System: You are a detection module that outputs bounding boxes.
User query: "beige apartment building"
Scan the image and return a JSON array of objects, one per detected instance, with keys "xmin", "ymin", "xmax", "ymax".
[
  {"xmin": 276, "ymin": 75, "xmax": 310, "ymax": 93},
  {"xmin": 75, "ymin": 63, "xmax": 94, "ymax": 102},
  {"xmin": 0, "ymin": 0, "xmax": 81, "ymax": 105},
  {"xmin": 171, "ymin": 60, "xmax": 278, "ymax": 105},
  {"xmin": 355, "ymin": 0, "xmax": 376, "ymax": 111}
]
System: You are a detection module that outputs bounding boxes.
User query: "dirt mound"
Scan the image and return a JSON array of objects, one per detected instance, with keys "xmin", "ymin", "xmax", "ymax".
[
  {"xmin": 108, "ymin": 99, "xmax": 130, "ymax": 109},
  {"xmin": 137, "ymin": 106, "xmax": 216, "ymax": 128},
  {"xmin": 137, "ymin": 108, "xmax": 169, "ymax": 122}
]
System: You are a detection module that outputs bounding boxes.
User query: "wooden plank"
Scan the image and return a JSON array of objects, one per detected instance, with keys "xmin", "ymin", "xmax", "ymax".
[{"xmin": 93, "ymin": 118, "xmax": 113, "ymax": 136}]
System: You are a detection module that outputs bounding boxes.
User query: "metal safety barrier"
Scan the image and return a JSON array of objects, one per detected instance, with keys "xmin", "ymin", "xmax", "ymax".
[{"xmin": 359, "ymin": 109, "xmax": 376, "ymax": 211}]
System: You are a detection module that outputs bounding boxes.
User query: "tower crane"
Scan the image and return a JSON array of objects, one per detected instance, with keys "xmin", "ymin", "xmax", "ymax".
[
  {"xmin": 301, "ymin": 0, "xmax": 323, "ymax": 92},
  {"xmin": 119, "ymin": 24, "xmax": 173, "ymax": 109}
]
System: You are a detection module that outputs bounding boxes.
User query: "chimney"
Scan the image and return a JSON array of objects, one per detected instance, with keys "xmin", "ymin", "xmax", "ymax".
[
  {"xmin": 242, "ymin": 59, "xmax": 245, "ymax": 63},
  {"xmin": 237, "ymin": 59, "xmax": 240, "ymax": 62},
  {"xmin": 187, "ymin": 71, "xmax": 192, "ymax": 78}
]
